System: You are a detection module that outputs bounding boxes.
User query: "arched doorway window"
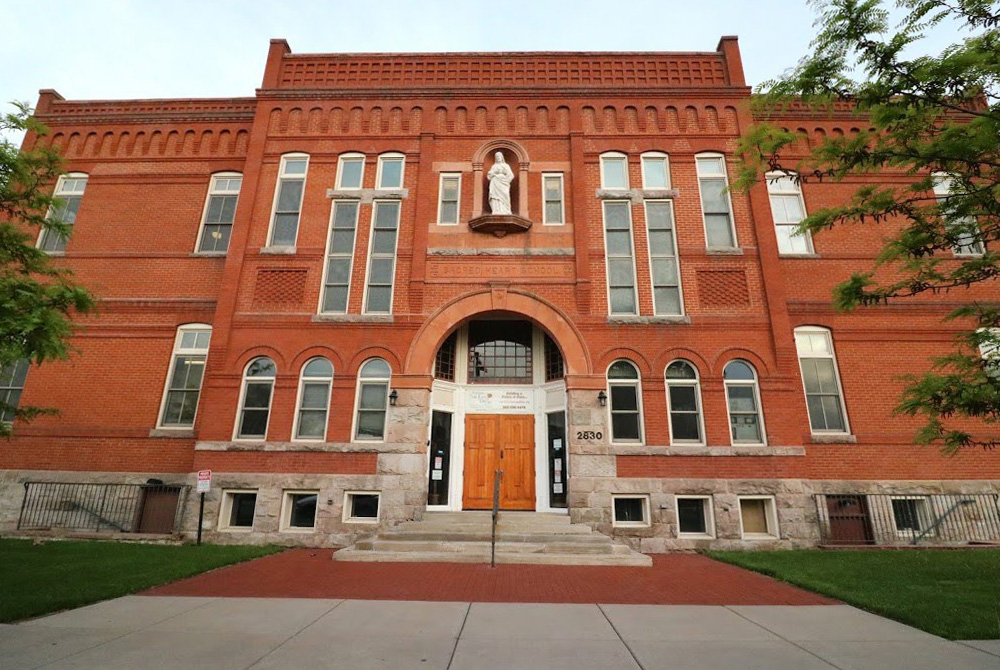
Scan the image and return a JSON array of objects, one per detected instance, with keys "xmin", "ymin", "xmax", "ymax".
[{"xmin": 467, "ymin": 320, "xmax": 532, "ymax": 384}]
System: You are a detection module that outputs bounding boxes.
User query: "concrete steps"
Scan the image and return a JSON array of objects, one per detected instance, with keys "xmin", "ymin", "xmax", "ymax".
[{"xmin": 333, "ymin": 511, "xmax": 652, "ymax": 567}]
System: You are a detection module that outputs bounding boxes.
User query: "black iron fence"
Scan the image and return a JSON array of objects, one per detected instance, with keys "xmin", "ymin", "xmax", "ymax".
[
  {"xmin": 18, "ymin": 482, "xmax": 189, "ymax": 534},
  {"xmin": 816, "ymin": 493, "xmax": 1000, "ymax": 546}
]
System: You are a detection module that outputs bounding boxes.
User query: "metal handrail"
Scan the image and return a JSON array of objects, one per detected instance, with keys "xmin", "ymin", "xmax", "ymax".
[
  {"xmin": 913, "ymin": 499, "xmax": 975, "ymax": 545},
  {"xmin": 490, "ymin": 468, "xmax": 502, "ymax": 568}
]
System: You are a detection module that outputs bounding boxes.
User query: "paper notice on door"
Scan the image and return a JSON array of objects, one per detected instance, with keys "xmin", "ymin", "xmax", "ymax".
[
  {"xmin": 553, "ymin": 438, "xmax": 563, "ymax": 450},
  {"xmin": 434, "ymin": 457, "xmax": 443, "ymax": 469},
  {"xmin": 553, "ymin": 483, "xmax": 563, "ymax": 494},
  {"xmin": 431, "ymin": 470, "xmax": 443, "ymax": 480},
  {"xmin": 554, "ymin": 458, "xmax": 562, "ymax": 471},
  {"xmin": 554, "ymin": 472, "xmax": 562, "ymax": 483}
]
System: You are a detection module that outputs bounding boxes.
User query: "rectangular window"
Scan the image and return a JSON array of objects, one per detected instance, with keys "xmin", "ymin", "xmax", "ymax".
[
  {"xmin": 320, "ymin": 201, "xmax": 360, "ymax": 313},
  {"xmin": 343, "ymin": 491, "xmax": 381, "ymax": 523},
  {"xmin": 676, "ymin": 496, "xmax": 715, "ymax": 538},
  {"xmin": 795, "ymin": 329, "xmax": 849, "ymax": 434},
  {"xmin": 220, "ymin": 490, "xmax": 257, "ymax": 530},
  {"xmin": 668, "ymin": 385, "xmax": 703, "ymax": 443},
  {"xmin": 268, "ymin": 155, "xmax": 308, "ymax": 247},
  {"xmin": 377, "ymin": 155, "xmax": 404, "ymax": 189},
  {"xmin": 282, "ymin": 491, "xmax": 318, "ymax": 530},
  {"xmin": 197, "ymin": 174, "xmax": 241, "ymax": 253},
  {"xmin": 39, "ymin": 174, "xmax": 87, "ymax": 253},
  {"xmin": 603, "ymin": 201, "xmax": 638, "ymax": 315},
  {"xmin": 891, "ymin": 497, "xmax": 930, "ymax": 535},
  {"xmin": 644, "ymin": 201, "xmax": 682, "ymax": 315},
  {"xmin": 932, "ymin": 175, "xmax": 985, "ymax": 256},
  {"xmin": 337, "ymin": 155, "xmax": 365, "ymax": 189},
  {"xmin": 600, "ymin": 155, "xmax": 629, "ymax": 189},
  {"xmin": 767, "ymin": 174, "xmax": 813, "ymax": 254},
  {"xmin": 612, "ymin": 495, "xmax": 650, "ymax": 528},
  {"xmin": 542, "ymin": 173, "xmax": 564, "ymax": 224},
  {"xmin": 437, "ymin": 173, "xmax": 461, "ymax": 225},
  {"xmin": 363, "ymin": 200, "xmax": 400, "ymax": 314},
  {"xmin": 158, "ymin": 327, "xmax": 211, "ymax": 428},
  {"xmin": 641, "ymin": 154, "xmax": 670, "ymax": 189},
  {"xmin": 739, "ymin": 496, "xmax": 779, "ymax": 539},
  {"xmin": 0, "ymin": 359, "xmax": 29, "ymax": 423},
  {"xmin": 696, "ymin": 156, "xmax": 737, "ymax": 248}
]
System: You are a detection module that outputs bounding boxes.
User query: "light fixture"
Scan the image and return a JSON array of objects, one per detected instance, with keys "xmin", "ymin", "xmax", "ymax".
[
  {"xmin": 598, "ymin": 390, "xmax": 607, "ymax": 407},
  {"xmin": 388, "ymin": 389, "xmax": 398, "ymax": 406}
]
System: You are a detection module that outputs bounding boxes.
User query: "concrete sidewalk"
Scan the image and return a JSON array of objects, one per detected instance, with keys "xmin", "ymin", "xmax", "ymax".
[{"xmin": 1, "ymin": 597, "xmax": 997, "ymax": 670}]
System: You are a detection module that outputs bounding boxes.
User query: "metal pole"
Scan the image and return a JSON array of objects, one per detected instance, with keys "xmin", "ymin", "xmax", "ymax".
[{"xmin": 197, "ymin": 492, "xmax": 205, "ymax": 545}]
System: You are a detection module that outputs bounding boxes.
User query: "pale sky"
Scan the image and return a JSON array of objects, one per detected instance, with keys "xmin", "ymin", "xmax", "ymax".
[{"xmin": 1, "ymin": 0, "xmax": 962, "ymax": 142}]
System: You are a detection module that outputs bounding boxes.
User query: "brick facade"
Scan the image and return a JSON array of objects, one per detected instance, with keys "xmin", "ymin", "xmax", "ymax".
[{"xmin": 2, "ymin": 37, "xmax": 997, "ymax": 550}]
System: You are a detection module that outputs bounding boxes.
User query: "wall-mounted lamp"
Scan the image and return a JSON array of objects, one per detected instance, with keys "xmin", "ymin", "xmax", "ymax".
[
  {"xmin": 388, "ymin": 389, "xmax": 398, "ymax": 406},
  {"xmin": 598, "ymin": 390, "xmax": 607, "ymax": 407}
]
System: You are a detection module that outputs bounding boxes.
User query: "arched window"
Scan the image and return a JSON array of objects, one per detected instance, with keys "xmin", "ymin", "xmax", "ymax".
[
  {"xmin": 665, "ymin": 360, "xmax": 704, "ymax": 445},
  {"xmin": 640, "ymin": 151, "xmax": 670, "ymax": 189},
  {"xmin": 608, "ymin": 360, "xmax": 643, "ymax": 443},
  {"xmin": 235, "ymin": 357, "xmax": 276, "ymax": 440},
  {"xmin": 467, "ymin": 320, "xmax": 532, "ymax": 384},
  {"xmin": 158, "ymin": 324, "xmax": 211, "ymax": 428},
  {"xmin": 294, "ymin": 358, "xmax": 333, "ymax": 440},
  {"xmin": 39, "ymin": 173, "xmax": 88, "ymax": 253},
  {"xmin": 723, "ymin": 360, "xmax": 765, "ymax": 445},
  {"xmin": 268, "ymin": 153, "xmax": 308, "ymax": 247},
  {"xmin": 336, "ymin": 152, "xmax": 365, "ymax": 189},
  {"xmin": 376, "ymin": 152, "xmax": 405, "ymax": 189},
  {"xmin": 355, "ymin": 358, "xmax": 391, "ymax": 441},
  {"xmin": 695, "ymin": 153, "xmax": 737, "ymax": 249},
  {"xmin": 0, "ymin": 359, "xmax": 29, "ymax": 424},
  {"xmin": 197, "ymin": 172, "xmax": 242, "ymax": 253},
  {"xmin": 599, "ymin": 151, "xmax": 629, "ymax": 190},
  {"xmin": 794, "ymin": 327, "xmax": 850, "ymax": 434}
]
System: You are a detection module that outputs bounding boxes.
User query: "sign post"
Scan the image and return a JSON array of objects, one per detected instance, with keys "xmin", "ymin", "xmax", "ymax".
[{"xmin": 196, "ymin": 469, "xmax": 212, "ymax": 545}]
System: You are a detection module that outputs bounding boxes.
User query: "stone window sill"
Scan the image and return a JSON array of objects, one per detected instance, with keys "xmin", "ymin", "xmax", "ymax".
[
  {"xmin": 778, "ymin": 253, "xmax": 821, "ymax": 259},
  {"xmin": 190, "ymin": 251, "xmax": 227, "ymax": 258},
  {"xmin": 312, "ymin": 314, "xmax": 394, "ymax": 324},
  {"xmin": 607, "ymin": 315, "xmax": 691, "ymax": 325},
  {"xmin": 326, "ymin": 188, "xmax": 408, "ymax": 203},
  {"xmin": 595, "ymin": 188, "xmax": 680, "ymax": 202},
  {"xmin": 260, "ymin": 245, "xmax": 296, "ymax": 255},
  {"xmin": 705, "ymin": 246, "xmax": 743, "ymax": 255},
  {"xmin": 149, "ymin": 428, "xmax": 196, "ymax": 439},
  {"xmin": 810, "ymin": 433, "xmax": 858, "ymax": 444}
]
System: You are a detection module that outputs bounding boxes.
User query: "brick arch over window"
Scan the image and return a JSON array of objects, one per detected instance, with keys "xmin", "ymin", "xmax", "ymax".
[{"xmin": 405, "ymin": 289, "xmax": 591, "ymax": 379}]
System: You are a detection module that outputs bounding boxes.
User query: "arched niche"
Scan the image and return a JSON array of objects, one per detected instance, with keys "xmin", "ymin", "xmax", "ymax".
[{"xmin": 471, "ymin": 139, "xmax": 530, "ymax": 218}]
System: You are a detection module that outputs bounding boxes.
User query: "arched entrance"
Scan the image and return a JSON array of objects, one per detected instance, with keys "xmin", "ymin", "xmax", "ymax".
[
  {"xmin": 406, "ymin": 290, "xmax": 591, "ymax": 513},
  {"xmin": 426, "ymin": 316, "xmax": 568, "ymax": 512}
]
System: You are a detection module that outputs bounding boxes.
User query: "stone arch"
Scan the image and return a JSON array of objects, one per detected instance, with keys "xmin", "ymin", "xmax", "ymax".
[{"xmin": 404, "ymin": 289, "xmax": 591, "ymax": 378}]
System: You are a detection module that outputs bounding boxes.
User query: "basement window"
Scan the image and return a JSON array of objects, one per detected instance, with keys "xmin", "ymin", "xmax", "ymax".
[
  {"xmin": 612, "ymin": 495, "xmax": 650, "ymax": 528},
  {"xmin": 281, "ymin": 490, "xmax": 318, "ymax": 531},
  {"xmin": 738, "ymin": 496, "xmax": 779, "ymax": 539},
  {"xmin": 219, "ymin": 490, "xmax": 257, "ymax": 531},
  {"xmin": 344, "ymin": 491, "xmax": 380, "ymax": 523},
  {"xmin": 676, "ymin": 495, "xmax": 715, "ymax": 538}
]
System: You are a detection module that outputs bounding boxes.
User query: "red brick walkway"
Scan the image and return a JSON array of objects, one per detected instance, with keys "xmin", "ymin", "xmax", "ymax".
[{"xmin": 144, "ymin": 550, "xmax": 835, "ymax": 605}]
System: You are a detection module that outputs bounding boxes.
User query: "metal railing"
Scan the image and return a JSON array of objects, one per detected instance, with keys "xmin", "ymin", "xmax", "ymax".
[
  {"xmin": 18, "ymin": 482, "xmax": 189, "ymax": 535},
  {"xmin": 490, "ymin": 468, "xmax": 502, "ymax": 568},
  {"xmin": 815, "ymin": 493, "xmax": 1000, "ymax": 546}
]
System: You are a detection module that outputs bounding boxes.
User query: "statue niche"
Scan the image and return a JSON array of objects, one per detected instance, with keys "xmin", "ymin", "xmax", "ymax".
[{"xmin": 469, "ymin": 147, "xmax": 532, "ymax": 237}]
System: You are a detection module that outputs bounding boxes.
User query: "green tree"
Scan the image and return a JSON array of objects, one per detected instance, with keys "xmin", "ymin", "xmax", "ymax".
[
  {"xmin": 0, "ymin": 103, "xmax": 94, "ymax": 435},
  {"xmin": 735, "ymin": 0, "xmax": 1000, "ymax": 452}
]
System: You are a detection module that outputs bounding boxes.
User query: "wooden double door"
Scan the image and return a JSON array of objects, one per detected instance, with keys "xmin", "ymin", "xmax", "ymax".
[{"xmin": 463, "ymin": 414, "xmax": 535, "ymax": 510}]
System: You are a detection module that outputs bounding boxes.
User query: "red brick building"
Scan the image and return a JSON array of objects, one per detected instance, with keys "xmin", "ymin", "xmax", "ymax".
[{"xmin": 2, "ymin": 37, "xmax": 998, "ymax": 551}]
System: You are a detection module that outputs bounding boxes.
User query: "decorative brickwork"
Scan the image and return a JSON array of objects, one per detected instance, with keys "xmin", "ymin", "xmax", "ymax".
[
  {"xmin": 696, "ymin": 270, "xmax": 750, "ymax": 307},
  {"xmin": 252, "ymin": 269, "xmax": 308, "ymax": 310}
]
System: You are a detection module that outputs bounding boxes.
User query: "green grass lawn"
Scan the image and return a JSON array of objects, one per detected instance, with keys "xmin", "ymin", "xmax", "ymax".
[
  {"xmin": 708, "ymin": 549, "xmax": 1000, "ymax": 640},
  {"xmin": 0, "ymin": 539, "xmax": 282, "ymax": 623}
]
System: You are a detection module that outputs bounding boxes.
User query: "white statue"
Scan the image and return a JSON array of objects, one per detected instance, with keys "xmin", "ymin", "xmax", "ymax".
[{"xmin": 487, "ymin": 151, "xmax": 515, "ymax": 215}]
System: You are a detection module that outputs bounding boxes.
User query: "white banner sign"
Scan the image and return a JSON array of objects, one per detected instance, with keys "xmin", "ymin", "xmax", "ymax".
[{"xmin": 465, "ymin": 388, "xmax": 534, "ymax": 413}]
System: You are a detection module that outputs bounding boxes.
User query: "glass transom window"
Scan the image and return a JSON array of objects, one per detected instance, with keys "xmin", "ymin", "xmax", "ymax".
[{"xmin": 467, "ymin": 320, "xmax": 533, "ymax": 384}]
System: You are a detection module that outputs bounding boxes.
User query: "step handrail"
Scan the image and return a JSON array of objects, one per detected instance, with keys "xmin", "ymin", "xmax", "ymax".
[{"xmin": 490, "ymin": 468, "xmax": 502, "ymax": 568}]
